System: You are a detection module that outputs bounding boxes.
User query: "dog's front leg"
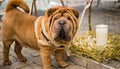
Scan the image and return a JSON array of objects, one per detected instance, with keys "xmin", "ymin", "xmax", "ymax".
[
  {"xmin": 40, "ymin": 48, "xmax": 52, "ymax": 69},
  {"xmin": 55, "ymin": 49, "xmax": 69, "ymax": 68}
]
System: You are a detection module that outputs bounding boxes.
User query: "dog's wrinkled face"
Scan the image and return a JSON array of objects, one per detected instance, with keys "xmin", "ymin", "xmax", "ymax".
[{"xmin": 44, "ymin": 6, "xmax": 79, "ymax": 48}]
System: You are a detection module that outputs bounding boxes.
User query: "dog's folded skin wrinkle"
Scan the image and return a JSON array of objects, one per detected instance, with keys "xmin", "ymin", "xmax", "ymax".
[{"xmin": 2, "ymin": 0, "xmax": 79, "ymax": 69}]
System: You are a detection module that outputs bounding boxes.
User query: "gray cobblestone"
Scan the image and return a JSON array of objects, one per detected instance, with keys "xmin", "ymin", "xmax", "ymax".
[
  {"xmin": 30, "ymin": 56, "xmax": 43, "ymax": 66},
  {"xmin": 24, "ymin": 60, "xmax": 34, "ymax": 65},
  {"xmin": 68, "ymin": 56, "xmax": 88, "ymax": 67},
  {"xmin": 21, "ymin": 66, "xmax": 33, "ymax": 69},
  {"xmin": 32, "ymin": 65, "xmax": 43, "ymax": 69},
  {"xmin": 22, "ymin": 52, "xmax": 34, "ymax": 59},
  {"xmin": 29, "ymin": 64, "xmax": 43, "ymax": 69},
  {"xmin": 10, "ymin": 62, "xmax": 28, "ymax": 69},
  {"xmin": 24, "ymin": 48, "xmax": 40, "ymax": 57},
  {"xmin": 64, "ymin": 65, "xmax": 86, "ymax": 69},
  {"xmin": 0, "ymin": 65, "xmax": 11, "ymax": 69}
]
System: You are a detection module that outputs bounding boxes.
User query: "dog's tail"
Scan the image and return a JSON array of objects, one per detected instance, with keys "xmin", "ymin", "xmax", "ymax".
[{"xmin": 6, "ymin": 0, "xmax": 29, "ymax": 13}]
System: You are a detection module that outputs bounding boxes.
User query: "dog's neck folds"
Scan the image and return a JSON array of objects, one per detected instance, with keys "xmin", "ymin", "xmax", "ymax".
[
  {"xmin": 34, "ymin": 17, "xmax": 54, "ymax": 47},
  {"xmin": 35, "ymin": 17, "xmax": 48, "ymax": 46}
]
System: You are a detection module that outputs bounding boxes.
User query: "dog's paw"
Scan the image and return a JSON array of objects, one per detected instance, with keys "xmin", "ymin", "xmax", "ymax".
[
  {"xmin": 3, "ymin": 60, "xmax": 11, "ymax": 66},
  {"xmin": 59, "ymin": 61, "xmax": 69, "ymax": 68},
  {"xmin": 19, "ymin": 57, "xmax": 27, "ymax": 62}
]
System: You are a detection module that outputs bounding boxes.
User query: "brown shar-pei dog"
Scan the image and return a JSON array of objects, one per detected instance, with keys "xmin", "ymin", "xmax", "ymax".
[{"xmin": 2, "ymin": 0, "xmax": 79, "ymax": 69}]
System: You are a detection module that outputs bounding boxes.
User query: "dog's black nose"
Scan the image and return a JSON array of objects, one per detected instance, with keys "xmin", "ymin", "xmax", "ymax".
[{"xmin": 59, "ymin": 20, "xmax": 66, "ymax": 26}]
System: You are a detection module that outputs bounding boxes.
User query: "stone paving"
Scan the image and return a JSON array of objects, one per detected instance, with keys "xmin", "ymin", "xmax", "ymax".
[
  {"xmin": 0, "ymin": 0, "xmax": 120, "ymax": 69},
  {"xmin": 0, "ymin": 42, "xmax": 86, "ymax": 69}
]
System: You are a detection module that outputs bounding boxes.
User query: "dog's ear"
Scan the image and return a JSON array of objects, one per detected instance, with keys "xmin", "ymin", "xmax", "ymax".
[
  {"xmin": 46, "ymin": 7, "xmax": 58, "ymax": 16},
  {"xmin": 71, "ymin": 9, "xmax": 79, "ymax": 18}
]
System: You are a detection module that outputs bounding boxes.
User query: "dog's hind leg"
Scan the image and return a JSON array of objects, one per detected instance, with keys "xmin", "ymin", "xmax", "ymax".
[
  {"xmin": 14, "ymin": 41, "xmax": 27, "ymax": 62},
  {"xmin": 3, "ymin": 40, "xmax": 13, "ymax": 65}
]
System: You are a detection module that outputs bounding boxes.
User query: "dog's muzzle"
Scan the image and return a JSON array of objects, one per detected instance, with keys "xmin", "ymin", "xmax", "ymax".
[{"xmin": 54, "ymin": 20, "xmax": 71, "ymax": 42}]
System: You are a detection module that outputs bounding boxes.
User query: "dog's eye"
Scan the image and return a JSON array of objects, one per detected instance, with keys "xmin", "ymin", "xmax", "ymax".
[
  {"xmin": 54, "ymin": 17, "xmax": 58, "ymax": 20},
  {"xmin": 67, "ymin": 16, "xmax": 71, "ymax": 21}
]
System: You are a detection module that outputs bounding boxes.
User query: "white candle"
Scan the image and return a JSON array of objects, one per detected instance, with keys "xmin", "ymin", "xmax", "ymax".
[{"xmin": 96, "ymin": 24, "xmax": 108, "ymax": 46}]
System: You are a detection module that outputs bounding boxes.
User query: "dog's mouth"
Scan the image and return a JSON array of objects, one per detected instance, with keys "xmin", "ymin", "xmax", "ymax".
[
  {"xmin": 58, "ymin": 45, "xmax": 65, "ymax": 48},
  {"xmin": 54, "ymin": 28, "xmax": 71, "ymax": 42}
]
